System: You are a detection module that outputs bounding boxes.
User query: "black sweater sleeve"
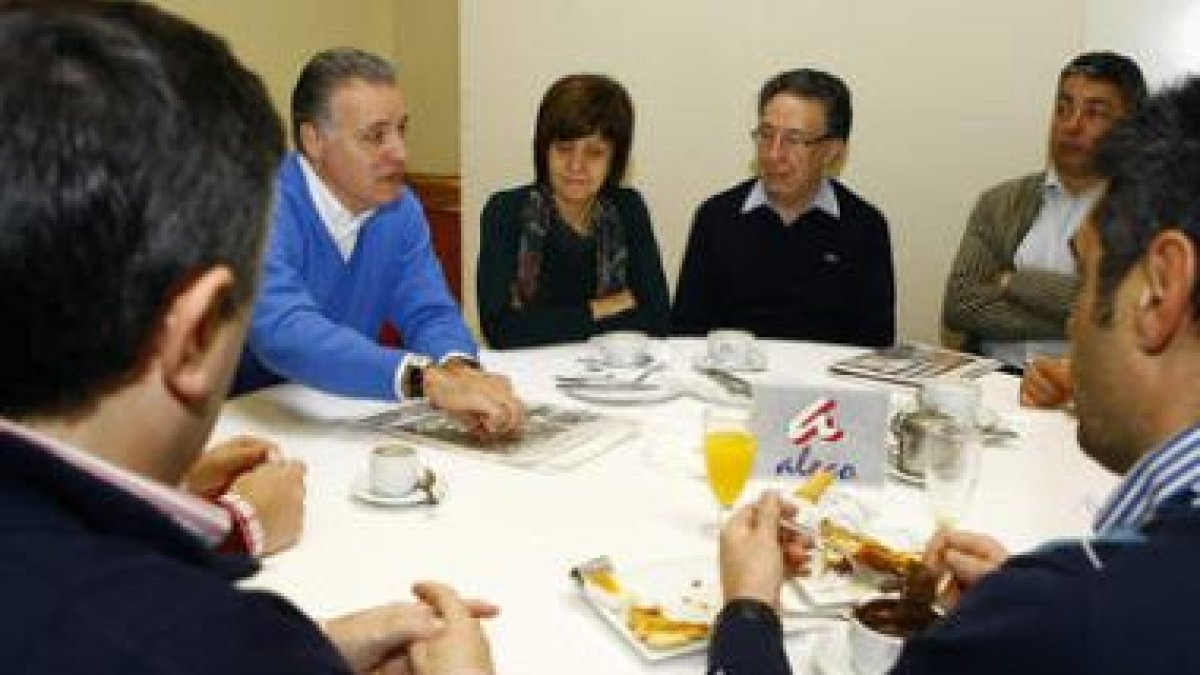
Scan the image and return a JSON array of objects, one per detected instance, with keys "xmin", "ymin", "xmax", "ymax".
[{"xmin": 707, "ymin": 599, "xmax": 792, "ymax": 675}]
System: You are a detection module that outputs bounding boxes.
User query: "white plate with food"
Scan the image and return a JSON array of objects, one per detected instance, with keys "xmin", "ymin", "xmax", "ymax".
[{"xmin": 574, "ymin": 556, "xmax": 811, "ymax": 661}]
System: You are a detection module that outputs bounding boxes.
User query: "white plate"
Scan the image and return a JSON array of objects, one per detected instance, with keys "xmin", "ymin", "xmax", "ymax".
[
  {"xmin": 560, "ymin": 379, "xmax": 682, "ymax": 406},
  {"xmin": 579, "ymin": 556, "xmax": 808, "ymax": 661},
  {"xmin": 692, "ymin": 350, "xmax": 768, "ymax": 372},
  {"xmin": 350, "ymin": 469, "xmax": 446, "ymax": 507}
]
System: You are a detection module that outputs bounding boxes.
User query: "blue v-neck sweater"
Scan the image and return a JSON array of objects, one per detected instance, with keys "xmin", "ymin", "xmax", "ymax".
[{"xmin": 240, "ymin": 153, "xmax": 476, "ymax": 400}]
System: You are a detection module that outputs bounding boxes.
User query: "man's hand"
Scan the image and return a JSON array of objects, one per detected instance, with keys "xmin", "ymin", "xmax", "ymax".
[
  {"xmin": 1020, "ymin": 357, "xmax": 1073, "ymax": 409},
  {"xmin": 227, "ymin": 459, "xmax": 306, "ymax": 556},
  {"xmin": 590, "ymin": 289, "xmax": 636, "ymax": 320},
  {"xmin": 423, "ymin": 362, "xmax": 524, "ymax": 440},
  {"xmin": 922, "ymin": 529, "xmax": 1009, "ymax": 609},
  {"xmin": 323, "ymin": 584, "xmax": 498, "ymax": 675},
  {"xmin": 718, "ymin": 491, "xmax": 806, "ymax": 609},
  {"xmin": 408, "ymin": 582, "xmax": 497, "ymax": 675},
  {"xmin": 183, "ymin": 435, "xmax": 278, "ymax": 499}
]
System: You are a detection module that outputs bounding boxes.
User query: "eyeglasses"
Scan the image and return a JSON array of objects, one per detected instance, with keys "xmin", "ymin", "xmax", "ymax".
[{"xmin": 750, "ymin": 124, "xmax": 830, "ymax": 150}]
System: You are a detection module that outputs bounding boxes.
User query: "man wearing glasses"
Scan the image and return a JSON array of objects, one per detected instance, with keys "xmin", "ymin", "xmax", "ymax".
[
  {"xmin": 942, "ymin": 52, "xmax": 1145, "ymax": 372},
  {"xmin": 235, "ymin": 48, "xmax": 523, "ymax": 439},
  {"xmin": 672, "ymin": 68, "xmax": 895, "ymax": 347}
]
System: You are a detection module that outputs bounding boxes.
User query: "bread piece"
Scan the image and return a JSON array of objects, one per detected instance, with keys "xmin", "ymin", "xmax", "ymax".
[{"xmin": 627, "ymin": 605, "xmax": 709, "ymax": 650}]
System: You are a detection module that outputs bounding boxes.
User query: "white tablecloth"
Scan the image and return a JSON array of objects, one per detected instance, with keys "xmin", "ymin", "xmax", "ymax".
[{"xmin": 213, "ymin": 338, "xmax": 1116, "ymax": 674}]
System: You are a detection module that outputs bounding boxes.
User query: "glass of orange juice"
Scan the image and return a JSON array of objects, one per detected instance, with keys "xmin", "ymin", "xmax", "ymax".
[{"xmin": 703, "ymin": 405, "xmax": 757, "ymax": 525}]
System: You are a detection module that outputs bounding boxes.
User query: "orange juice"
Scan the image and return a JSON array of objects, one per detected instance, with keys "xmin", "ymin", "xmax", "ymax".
[{"xmin": 704, "ymin": 430, "xmax": 756, "ymax": 507}]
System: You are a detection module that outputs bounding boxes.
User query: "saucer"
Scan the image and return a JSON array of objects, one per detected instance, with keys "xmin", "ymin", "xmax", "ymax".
[
  {"xmin": 350, "ymin": 469, "xmax": 444, "ymax": 507},
  {"xmin": 692, "ymin": 351, "xmax": 768, "ymax": 372}
]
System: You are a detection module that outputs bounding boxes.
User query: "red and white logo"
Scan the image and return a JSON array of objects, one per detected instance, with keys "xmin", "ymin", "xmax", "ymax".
[{"xmin": 787, "ymin": 398, "xmax": 845, "ymax": 448}]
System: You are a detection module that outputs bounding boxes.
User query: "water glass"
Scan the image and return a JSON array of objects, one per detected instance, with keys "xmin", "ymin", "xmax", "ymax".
[{"xmin": 921, "ymin": 421, "xmax": 981, "ymax": 527}]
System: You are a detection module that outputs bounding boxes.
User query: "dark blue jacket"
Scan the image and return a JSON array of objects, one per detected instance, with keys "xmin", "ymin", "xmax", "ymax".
[
  {"xmin": 0, "ymin": 428, "xmax": 351, "ymax": 673},
  {"xmin": 709, "ymin": 492, "xmax": 1200, "ymax": 674}
]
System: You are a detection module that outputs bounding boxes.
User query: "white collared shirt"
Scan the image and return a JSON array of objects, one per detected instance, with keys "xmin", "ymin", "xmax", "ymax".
[
  {"xmin": 983, "ymin": 168, "xmax": 1102, "ymax": 368},
  {"xmin": 741, "ymin": 177, "xmax": 840, "ymax": 224},
  {"xmin": 298, "ymin": 155, "xmax": 376, "ymax": 261},
  {"xmin": 1014, "ymin": 168, "xmax": 1103, "ymax": 274}
]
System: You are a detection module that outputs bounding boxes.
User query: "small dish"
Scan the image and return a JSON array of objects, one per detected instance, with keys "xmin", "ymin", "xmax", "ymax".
[
  {"xmin": 350, "ymin": 468, "xmax": 445, "ymax": 506},
  {"xmin": 560, "ymin": 379, "xmax": 682, "ymax": 406}
]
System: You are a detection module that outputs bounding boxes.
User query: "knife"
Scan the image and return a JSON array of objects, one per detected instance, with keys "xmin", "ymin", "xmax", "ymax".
[{"xmin": 696, "ymin": 367, "xmax": 753, "ymax": 398}]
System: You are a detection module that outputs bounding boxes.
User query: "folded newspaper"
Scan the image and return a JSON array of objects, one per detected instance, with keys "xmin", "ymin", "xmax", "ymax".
[
  {"xmin": 828, "ymin": 342, "xmax": 999, "ymax": 386},
  {"xmin": 351, "ymin": 401, "xmax": 637, "ymax": 473}
]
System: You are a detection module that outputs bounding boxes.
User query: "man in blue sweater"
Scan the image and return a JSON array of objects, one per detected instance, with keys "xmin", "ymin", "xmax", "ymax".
[
  {"xmin": 236, "ymin": 48, "xmax": 522, "ymax": 438},
  {"xmin": 711, "ymin": 75, "xmax": 1200, "ymax": 673},
  {"xmin": 0, "ymin": 3, "xmax": 496, "ymax": 673}
]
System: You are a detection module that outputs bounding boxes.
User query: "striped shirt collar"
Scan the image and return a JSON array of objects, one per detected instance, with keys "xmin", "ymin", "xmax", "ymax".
[
  {"xmin": 0, "ymin": 417, "xmax": 230, "ymax": 548},
  {"xmin": 1093, "ymin": 424, "xmax": 1200, "ymax": 534},
  {"xmin": 741, "ymin": 177, "xmax": 840, "ymax": 221},
  {"xmin": 298, "ymin": 154, "xmax": 376, "ymax": 261}
]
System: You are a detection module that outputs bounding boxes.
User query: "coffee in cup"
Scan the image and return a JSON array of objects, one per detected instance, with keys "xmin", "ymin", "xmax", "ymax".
[{"xmin": 369, "ymin": 444, "xmax": 421, "ymax": 497}]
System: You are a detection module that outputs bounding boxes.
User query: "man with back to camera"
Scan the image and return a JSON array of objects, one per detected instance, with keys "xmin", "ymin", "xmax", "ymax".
[
  {"xmin": 711, "ymin": 74, "xmax": 1200, "ymax": 674},
  {"xmin": 942, "ymin": 51, "xmax": 1146, "ymax": 371},
  {"xmin": 0, "ymin": 2, "xmax": 497, "ymax": 672},
  {"xmin": 234, "ymin": 46, "xmax": 523, "ymax": 439},
  {"xmin": 671, "ymin": 68, "xmax": 896, "ymax": 347}
]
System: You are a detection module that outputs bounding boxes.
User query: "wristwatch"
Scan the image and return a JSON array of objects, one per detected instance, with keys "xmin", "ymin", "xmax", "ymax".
[{"xmin": 402, "ymin": 354, "xmax": 433, "ymax": 399}]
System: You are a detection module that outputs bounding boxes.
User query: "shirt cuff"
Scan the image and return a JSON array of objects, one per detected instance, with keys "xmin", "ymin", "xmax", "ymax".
[
  {"xmin": 215, "ymin": 491, "xmax": 265, "ymax": 557},
  {"xmin": 439, "ymin": 351, "xmax": 480, "ymax": 368}
]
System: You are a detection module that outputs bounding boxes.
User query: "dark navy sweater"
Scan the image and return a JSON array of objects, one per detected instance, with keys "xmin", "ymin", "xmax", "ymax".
[
  {"xmin": 708, "ymin": 492, "xmax": 1200, "ymax": 674},
  {"xmin": 672, "ymin": 178, "xmax": 895, "ymax": 347},
  {"xmin": 0, "ymin": 429, "xmax": 351, "ymax": 673}
]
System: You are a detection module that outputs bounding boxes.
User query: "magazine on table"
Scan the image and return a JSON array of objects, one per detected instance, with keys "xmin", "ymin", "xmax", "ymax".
[
  {"xmin": 350, "ymin": 401, "xmax": 637, "ymax": 473},
  {"xmin": 828, "ymin": 342, "xmax": 1000, "ymax": 386}
]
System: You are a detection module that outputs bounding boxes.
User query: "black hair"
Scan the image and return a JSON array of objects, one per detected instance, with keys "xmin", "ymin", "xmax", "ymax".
[
  {"xmin": 758, "ymin": 68, "xmax": 852, "ymax": 140},
  {"xmin": 291, "ymin": 47, "xmax": 396, "ymax": 152},
  {"xmin": 1091, "ymin": 75, "xmax": 1200, "ymax": 323},
  {"xmin": 533, "ymin": 73, "xmax": 634, "ymax": 190},
  {"xmin": 1061, "ymin": 51, "xmax": 1148, "ymax": 113},
  {"xmin": 0, "ymin": 0, "xmax": 284, "ymax": 416}
]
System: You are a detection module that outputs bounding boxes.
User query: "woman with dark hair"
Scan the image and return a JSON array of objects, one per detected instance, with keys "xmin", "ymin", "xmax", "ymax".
[{"xmin": 476, "ymin": 73, "xmax": 670, "ymax": 349}]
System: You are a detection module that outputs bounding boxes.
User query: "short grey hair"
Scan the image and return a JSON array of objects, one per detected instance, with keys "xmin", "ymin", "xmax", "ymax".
[{"xmin": 291, "ymin": 47, "xmax": 396, "ymax": 150}]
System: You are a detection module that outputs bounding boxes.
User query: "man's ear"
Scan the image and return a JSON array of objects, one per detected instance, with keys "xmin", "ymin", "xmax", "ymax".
[
  {"xmin": 156, "ymin": 266, "xmax": 236, "ymax": 408},
  {"xmin": 1136, "ymin": 230, "xmax": 1197, "ymax": 353},
  {"xmin": 299, "ymin": 121, "xmax": 323, "ymax": 162}
]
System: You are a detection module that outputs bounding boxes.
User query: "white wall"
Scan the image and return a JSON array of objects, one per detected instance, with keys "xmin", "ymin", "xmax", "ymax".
[
  {"xmin": 1085, "ymin": 0, "xmax": 1200, "ymax": 88},
  {"xmin": 462, "ymin": 0, "xmax": 1086, "ymax": 343}
]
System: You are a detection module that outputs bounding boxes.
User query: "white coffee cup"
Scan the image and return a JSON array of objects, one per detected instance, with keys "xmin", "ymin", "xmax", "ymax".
[
  {"xmin": 593, "ymin": 331, "xmax": 649, "ymax": 367},
  {"xmin": 918, "ymin": 376, "xmax": 982, "ymax": 426},
  {"xmin": 847, "ymin": 597, "xmax": 906, "ymax": 675},
  {"xmin": 369, "ymin": 444, "xmax": 421, "ymax": 497},
  {"xmin": 706, "ymin": 329, "xmax": 755, "ymax": 369}
]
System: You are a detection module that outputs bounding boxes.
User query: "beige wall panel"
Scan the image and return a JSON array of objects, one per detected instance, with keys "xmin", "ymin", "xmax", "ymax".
[
  {"xmin": 157, "ymin": 0, "xmax": 398, "ymax": 145},
  {"xmin": 396, "ymin": 0, "xmax": 461, "ymax": 174}
]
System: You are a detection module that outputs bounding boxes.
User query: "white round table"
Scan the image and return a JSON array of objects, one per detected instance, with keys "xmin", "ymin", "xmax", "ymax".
[{"xmin": 213, "ymin": 338, "xmax": 1115, "ymax": 674}]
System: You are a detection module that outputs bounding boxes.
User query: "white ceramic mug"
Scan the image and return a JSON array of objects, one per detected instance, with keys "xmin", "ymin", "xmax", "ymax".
[
  {"xmin": 918, "ymin": 376, "xmax": 982, "ymax": 426},
  {"xmin": 706, "ymin": 329, "xmax": 755, "ymax": 369},
  {"xmin": 369, "ymin": 444, "xmax": 421, "ymax": 497},
  {"xmin": 593, "ymin": 331, "xmax": 649, "ymax": 368},
  {"xmin": 848, "ymin": 598, "xmax": 906, "ymax": 675}
]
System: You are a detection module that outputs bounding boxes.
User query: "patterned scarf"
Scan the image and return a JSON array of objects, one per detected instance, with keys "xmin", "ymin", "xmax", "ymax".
[{"xmin": 512, "ymin": 184, "xmax": 628, "ymax": 308}]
